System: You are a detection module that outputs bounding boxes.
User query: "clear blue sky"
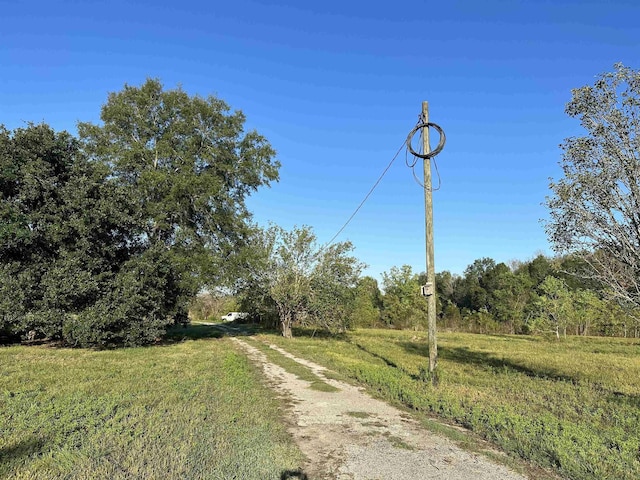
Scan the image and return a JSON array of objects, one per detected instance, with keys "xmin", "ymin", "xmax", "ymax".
[{"xmin": 2, "ymin": 0, "xmax": 639, "ymax": 279}]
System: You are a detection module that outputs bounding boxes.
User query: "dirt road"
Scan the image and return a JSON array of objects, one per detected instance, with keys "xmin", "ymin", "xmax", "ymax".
[{"xmin": 233, "ymin": 337, "xmax": 530, "ymax": 480}]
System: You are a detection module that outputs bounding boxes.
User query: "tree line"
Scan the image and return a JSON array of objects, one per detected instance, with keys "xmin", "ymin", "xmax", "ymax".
[
  {"xmin": 192, "ymin": 251, "xmax": 638, "ymax": 339},
  {"xmin": 385, "ymin": 255, "xmax": 638, "ymax": 338}
]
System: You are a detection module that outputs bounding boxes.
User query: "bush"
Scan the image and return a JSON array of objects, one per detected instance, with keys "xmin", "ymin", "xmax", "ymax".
[{"xmin": 62, "ymin": 246, "xmax": 185, "ymax": 348}]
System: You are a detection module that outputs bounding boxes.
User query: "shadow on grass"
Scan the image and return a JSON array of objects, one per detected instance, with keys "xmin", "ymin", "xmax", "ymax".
[
  {"xmin": 401, "ymin": 341, "xmax": 580, "ymax": 384},
  {"xmin": 400, "ymin": 340, "xmax": 640, "ymax": 407},
  {"xmin": 353, "ymin": 342, "xmax": 400, "ymax": 369},
  {"xmin": 280, "ymin": 469, "xmax": 309, "ymax": 479},
  {"xmin": 289, "ymin": 327, "xmax": 350, "ymax": 341},
  {"xmin": 163, "ymin": 321, "xmax": 264, "ymax": 344},
  {"xmin": 163, "ymin": 323, "xmax": 225, "ymax": 343},
  {"xmin": 350, "ymin": 341, "xmax": 430, "ymax": 382},
  {"xmin": 0, "ymin": 333, "xmax": 21, "ymax": 346},
  {"xmin": 0, "ymin": 437, "xmax": 47, "ymax": 474}
]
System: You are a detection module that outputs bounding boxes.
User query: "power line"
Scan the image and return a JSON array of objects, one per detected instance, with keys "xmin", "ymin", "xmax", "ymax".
[
  {"xmin": 405, "ymin": 117, "xmax": 445, "ymax": 191},
  {"xmin": 406, "ymin": 131, "xmax": 443, "ymax": 191},
  {"xmin": 321, "ymin": 140, "xmax": 406, "ymax": 249},
  {"xmin": 321, "ymin": 117, "xmax": 446, "ymax": 249}
]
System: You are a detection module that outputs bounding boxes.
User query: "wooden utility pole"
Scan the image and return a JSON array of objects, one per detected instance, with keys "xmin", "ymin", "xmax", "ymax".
[{"xmin": 422, "ymin": 101, "xmax": 438, "ymax": 384}]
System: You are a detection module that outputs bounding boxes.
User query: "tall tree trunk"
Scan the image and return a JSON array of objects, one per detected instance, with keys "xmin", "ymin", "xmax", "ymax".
[
  {"xmin": 281, "ymin": 314, "xmax": 293, "ymax": 339},
  {"xmin": 276, "ymin": 304, "xmax": 293, "ymax": 338}
]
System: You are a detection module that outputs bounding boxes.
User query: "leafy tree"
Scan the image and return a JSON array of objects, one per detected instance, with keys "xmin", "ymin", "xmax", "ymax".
[
  {"xmin": 309, "ymin": 242, "xmax": 364, "ymax": 333},
  {"xmin": 235, "ymin": 227, "xmax": 280, "ymax": 328},
  {"xmin": 0, "ymin": 123, "xmax": 186, "ymax": 346},
  {"xmin": 533, "ymin": 276, "xmax": 573, "ymax": 339},
  {"xmin": 381, "ymin": 265, "xmax": 427, "ymax": 330},
  {"xmin": 571, "ymin": 289, "xmax": 605, "ymax": 336},
  {"xmin": 267, "ymin": 226, "xmax": 314, "ymax": 338},
  {"xmin": 1, "ymin": 80, "xmax": 279, "ymax": 347},
  {"xmin": 555, "ymin": 254, "xmax": 604, "ymax": 292},
  {"xmin": 78, "ymin": 78, "xmax": 279, "ymax": 294},
  {"xmin": 65, "ymin": 244, "xmax": 182, "ymax": 347},
  {"xmin": 453, "ymin": 258, "xmax": 496, "ymax": 312},
  {"xmin": 598, "ymin": 302, "xmax": 640, "ymax": 337},
  {"xmin": 465, "ymin": 257, "xmax": 497, "ymax": 283},
  {"xmin": 435, "ymin": 271, "xmax": 455, "ymax": 303},
  {"xmin": 546, "ymin": 64, "xmax": 640, "ymax": 310},
  {"xmin": 238, "ymin": 225, "xmax": 362, "ymax": 338},
  {"xmin": 524, "ymin": 255, "xmax": 553, "ymax": 288},
  {"xmin": 435, "ymin": 271, "xmax": 463, "ymax": 329},
  {"xmin": 486, "ymin": 268, "xmax": 532, "ymax": 333},
  {"xmin": 0, "ymin": 124, "xmax": 127, "ymax": 341},
  {"xmin": 482, "ymin": 262, "xmax": 511, "ymax": 293},
  {"xmin": 350, "ymin": 276, "xmax": 383, "ymax": 328}
]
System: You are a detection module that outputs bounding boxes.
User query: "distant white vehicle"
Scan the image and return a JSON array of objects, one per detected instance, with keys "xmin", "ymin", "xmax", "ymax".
[{"xmin": 220, "ymin": 312, "xmax": 249, "ymax": 322}]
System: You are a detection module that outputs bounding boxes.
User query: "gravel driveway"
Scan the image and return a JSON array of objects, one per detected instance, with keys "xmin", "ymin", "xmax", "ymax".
[{"xmin": 233, "ymin": 337, "xmax": 530, "ymax": 480}]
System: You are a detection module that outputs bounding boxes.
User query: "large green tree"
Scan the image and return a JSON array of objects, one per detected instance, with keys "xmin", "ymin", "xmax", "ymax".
[
  {"xmin": 546, "ymin": 64, "xmax": 640, "ymax": 310},
  {"xmin": 309, "ymin": 241, "xmax": 364, "ymax": 334},
  {"xmin": 0, "ymin": 124, "xmax": 131, "ymax": 342},
  {"xmin": 453, "ymin": 258, "xmax": 496, "ymax": 312},
  {"xmin": 1, "ymin": 80, "xmax": 279, "ymax": 347},
  {"xmin": 484, "ymin": 265, "xmax": 532, "ymax": 333},
  {"xmin": 350, "ymin": 276, "xmax": 383, "ymax": 328},
  {"xmin": 78, "ymin": 79, "xmax": 279, "ymax": 290},
  {"xmin": 532, "ymin": 276, "xmax": 573, "ymax": 339}
]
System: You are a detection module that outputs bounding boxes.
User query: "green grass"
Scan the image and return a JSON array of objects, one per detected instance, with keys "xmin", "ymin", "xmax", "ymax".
[
  {"xmin": 0, "ymin": 331, "xmax": 305, "ymax": 479},
  {"xmin": 259, "ymin": 328, "xmax": 640, "ymax": 480},
  {"xmin": 345, "ymin": 411, "xmax": 371, "ymax": 419},
  {"xmin": 244, "ymin": 338, "xmax": 340, "ymax": 393}
]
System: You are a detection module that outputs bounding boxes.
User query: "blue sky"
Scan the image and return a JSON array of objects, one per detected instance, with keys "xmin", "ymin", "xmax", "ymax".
[{"xmin": 2, "ymin": 0, "xmax": 639, "ymax": 279}]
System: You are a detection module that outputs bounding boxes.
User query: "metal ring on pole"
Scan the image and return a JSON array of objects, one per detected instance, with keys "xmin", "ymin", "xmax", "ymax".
[{"xmin": 406, "ymin": 122, "xmax": 446, "ymax": 159}]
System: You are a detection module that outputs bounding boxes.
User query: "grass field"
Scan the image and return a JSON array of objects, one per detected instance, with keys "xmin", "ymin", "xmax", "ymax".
[
  {"xmin": 260, "ymin": 329, "xmax": 640, "ymax": 480},
  {"xmin": 0, "ymin": 326, "xmax": 304, "ymax": 479},
  {"xmin": 3, "ymin": 324, "xmax": 639, "ymax": 480}
]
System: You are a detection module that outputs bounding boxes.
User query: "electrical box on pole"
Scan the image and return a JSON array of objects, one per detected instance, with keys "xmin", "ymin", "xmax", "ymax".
[{"xmin": 420, "ymin": 282, "xmax": 434, "ymax": 297}]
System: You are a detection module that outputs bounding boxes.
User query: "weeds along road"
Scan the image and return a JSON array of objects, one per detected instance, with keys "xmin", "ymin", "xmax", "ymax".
[{"xmin": 232, "ymin": 336, "xmax": 530, "ymax": 480}]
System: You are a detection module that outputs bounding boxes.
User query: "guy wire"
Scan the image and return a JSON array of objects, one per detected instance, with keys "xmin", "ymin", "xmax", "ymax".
[
  {"xmin": 321, "ymin": 139, "xmax": 407, "ymax": 249},
  {"xmin": 321, "ymin": 116, "xmax": 444, "ymax": 249}
]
